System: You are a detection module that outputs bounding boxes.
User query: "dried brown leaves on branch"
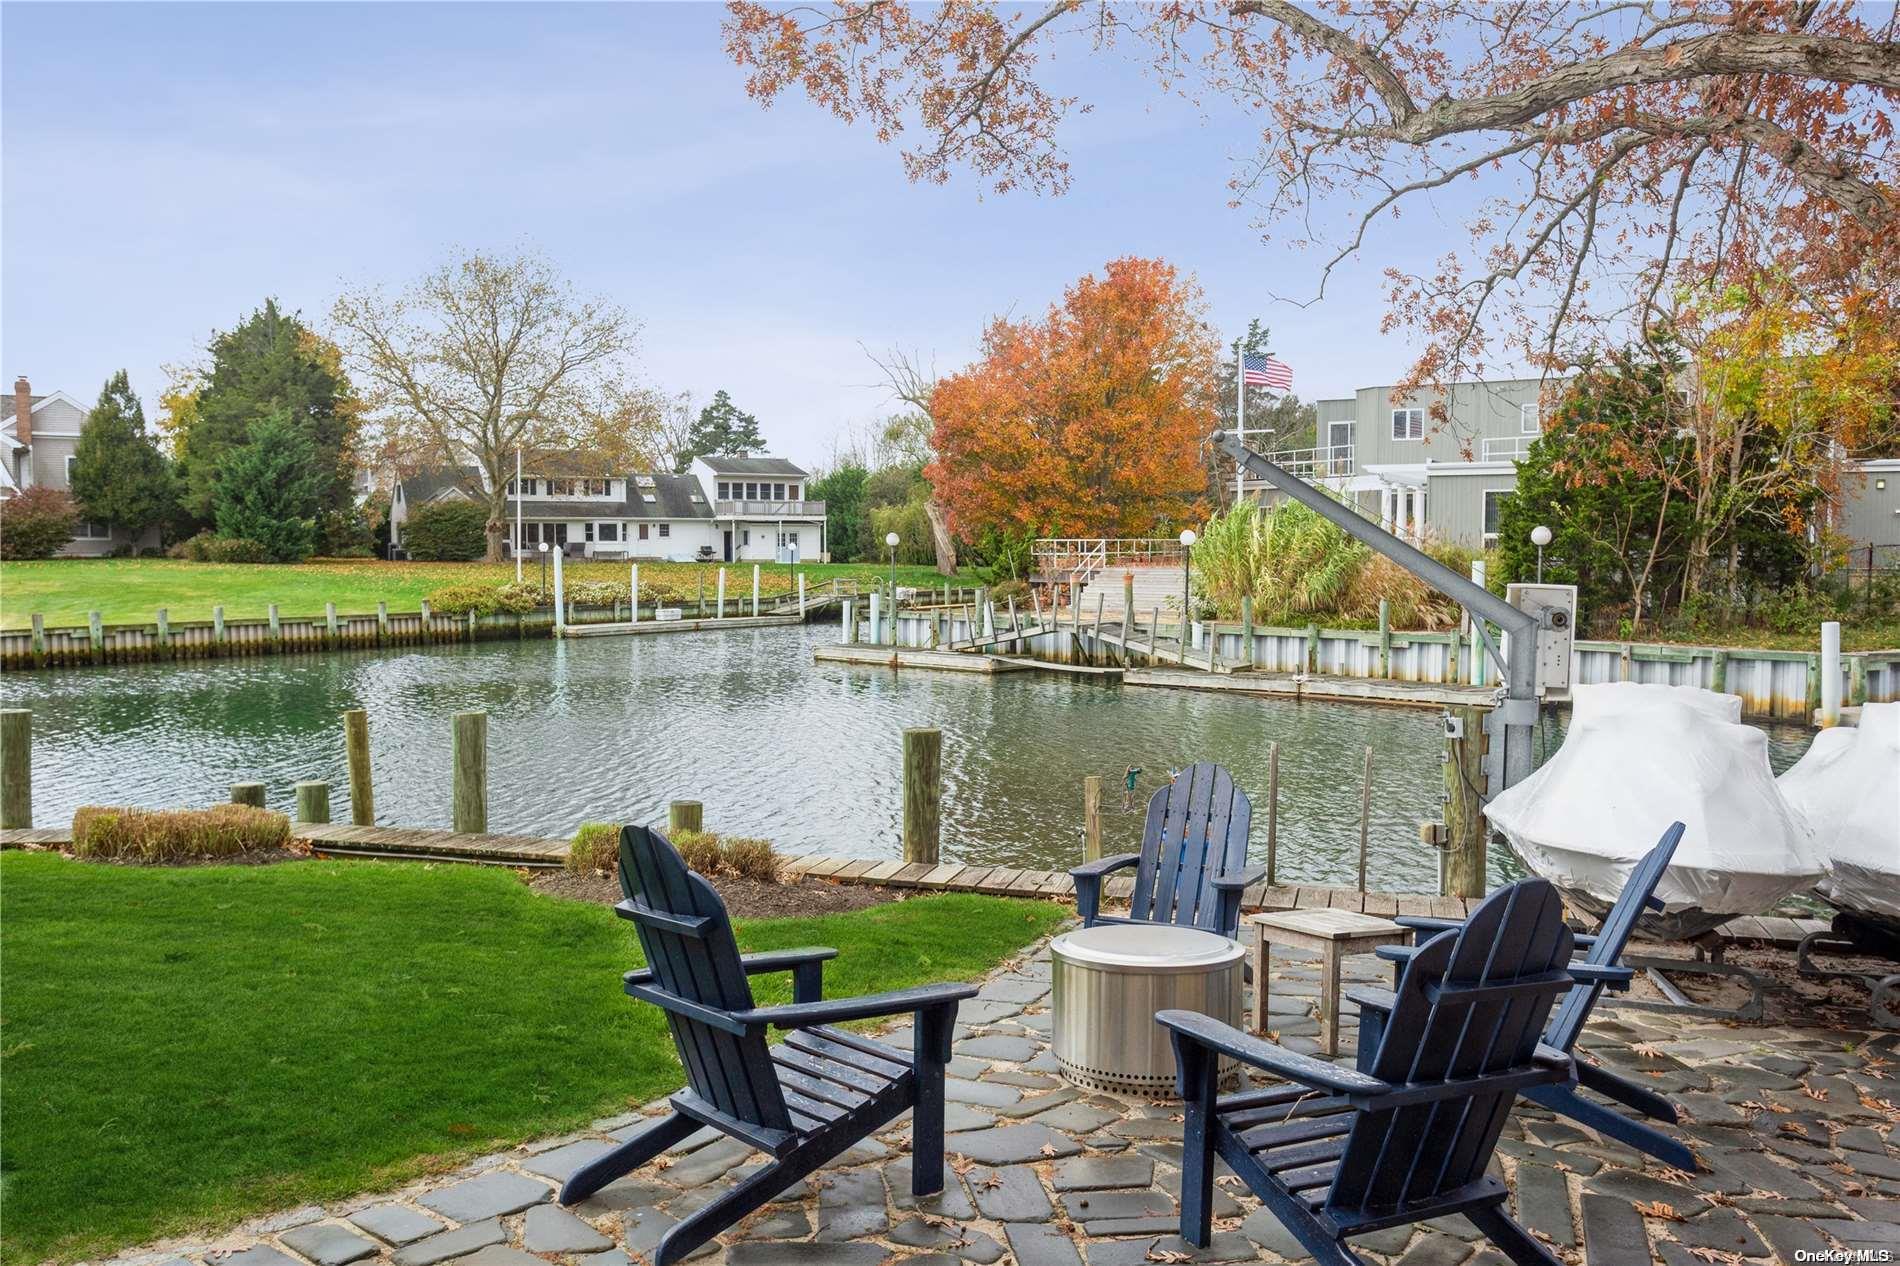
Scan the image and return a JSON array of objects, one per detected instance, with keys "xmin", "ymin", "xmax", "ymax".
[{"xmin": 726, "ymin": 1, "xmax": 1898, "ymax": 436}]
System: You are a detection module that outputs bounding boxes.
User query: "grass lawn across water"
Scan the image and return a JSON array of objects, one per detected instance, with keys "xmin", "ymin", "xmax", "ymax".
[
  {"xmin": 0, "ymin": 558, "xmax": 967, "ymax": 630},
  {"xmin": 0, "ymin": 852, "xmax": 1066, "ymax": 1264}
]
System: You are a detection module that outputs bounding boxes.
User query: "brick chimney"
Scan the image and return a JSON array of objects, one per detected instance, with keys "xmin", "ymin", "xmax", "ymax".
[{"xmin": 12, "ymin": 377, "xmax": 30, "ymax": 445}]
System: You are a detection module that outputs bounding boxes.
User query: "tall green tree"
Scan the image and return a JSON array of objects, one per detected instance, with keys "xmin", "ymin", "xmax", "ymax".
[
  {"xmin": 213, "ymin": 410, "xmax": 325, "ymax": 562},
  {"xmin": 179, "ymin": 299, "xmax": 359, "ymax": 534},
  {"xmin": 70, "ymin": 370, "xmax": 174, "ymax": 540},
  {"xmin": 684, "ymin": 390, "xmax": 765, "ymax": 462},
  {"xmin": 809, "ymin": 462, "xmax": 868, "ymax": 562}
]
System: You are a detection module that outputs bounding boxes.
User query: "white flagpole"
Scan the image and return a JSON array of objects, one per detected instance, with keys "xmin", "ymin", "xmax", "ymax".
[
  {"xmin": 1234, "ymin": 342, "xmax": 1246, "ymax": 504},
  {"xmin": 514, "ymin": 447, "xmax": 523, "ymax": 583}
]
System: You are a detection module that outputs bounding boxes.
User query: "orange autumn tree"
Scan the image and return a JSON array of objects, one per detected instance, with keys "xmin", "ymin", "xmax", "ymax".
[{"xmin": 927, "ymin": 258, "xmax": 1217, "ymax": 543}]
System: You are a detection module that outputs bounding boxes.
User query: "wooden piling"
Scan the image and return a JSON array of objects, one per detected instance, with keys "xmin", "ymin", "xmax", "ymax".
[
  {"xmin": 269, "ymin": 603, "xmax": 283, "ymax": 648},
  {"xmin": 1, "ymin": 709, "xmax": 31, "ymax": 829},
  {"xmin": 231, "ymin": 782, "xmax": 266, "ymax": 808},
  {"xmin": 1444, "ymin": 704, "xmax": 1488, "ymax": 897},
  {"xmin": 1148, "ymin": 607, "xmax": 1162, "ymax": 667},
  {"xmin": 752, "ymin": 564, "xmax": 761, "ymax": 617},
  {"xmin": 1356, "ymin": 745, "xmax": 1373, "ymax": 892},
  {"xmin": 418, "ymin": 600, "xmax": 432, "ymax": 644},
  {"xmin": 1118, "ymin": 599, "xmax": 1133, "ymax": 668},
  {"xmin": 29, "ymin": 613, "xmax": 46, "ymax": 666},
  {"xmin": 1240, "ymin": 596, "xmax": 1255, "ymax": 670},
  {"xmin": 295, "ymin": 780, "xmax": 332, "ymax": 824},
  {"xmin": 1709, "ymin": 648, "xmax": 1727, "ymax": 694},
  {"xmin": 1264, "ymin": 740, "xmax": 1279, "ymax": 886},
  {"xmin": 669, "ymin": 800, "xmax": 704, "ymax": 835},
  {"xmin": 88, "ymin": 610, "xmax": 104, "ymax": 663},
  {"xmin": 1091, "ymin": 593, "xmax": 1105, "ymax": 667},
  {"xmin": 1377, "ymin": 599, "xmax": 1391, "ymax": 679},
  {"xmin": 343, "ymin": 709, "xmax": 374, "ymax": 826},
  {"xmin": 902, "ymin": 727, "xmax": 942, "ymax": 865},
  {"xmin": 325, "ymin": 602, "xmax": 339, "ymax": 647},
  {"xmin": 1305, "ymin": 624, "xmax": 1320, "ymax": 674},
  {"xmin": 717, "ymin": 568, "xmax": 727, "ymax": 619},
  {"xmin": 1083, "ymin": 775, "xmax": 1102, "ymax": 862},
  {"xmin": 376, "ymin": 601, "xmax": 389, "ymax": 646},
  {"xmin": 213, "ymin": 605, "xmax": 226, "ymax": 653},
  {"xmin": 156, "ymin": 607, "xmax": 171, "ymax": 658},
  {"xmin": 451, "ymin": 711, "xmax": 487, "ymax": 834}
]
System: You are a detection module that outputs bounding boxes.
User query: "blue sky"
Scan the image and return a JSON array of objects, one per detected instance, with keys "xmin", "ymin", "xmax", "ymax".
[{"xmin": 3, "ymin": 2, "xmax": 1474, "ymax": 466}]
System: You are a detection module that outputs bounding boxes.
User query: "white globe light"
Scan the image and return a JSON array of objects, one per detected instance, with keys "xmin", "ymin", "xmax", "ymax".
[
  {"xmin": 1179, "ymin": 529, "xmax": 1198, "ymax": 547},
  {"xmin": 1530, "ymin": 525, "xmax": 1553, "ymax": 547},
  {"xmin": 537, "ymin": 542, "xmax": 549, "ymax": 553},
  {"xmin": 885, "ymin": 532, "xmax": 901, "ymax": 548}
]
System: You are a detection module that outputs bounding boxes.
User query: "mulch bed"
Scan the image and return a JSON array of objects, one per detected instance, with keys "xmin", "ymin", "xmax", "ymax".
[{"xmin": 529, "ymin": 868, "xmax": 901, "ymax": 919}]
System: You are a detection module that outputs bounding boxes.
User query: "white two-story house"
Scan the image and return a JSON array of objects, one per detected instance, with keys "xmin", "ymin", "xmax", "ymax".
[{"xmin": 387, "ymin": 452, "xmax": 827, "ymax": 563}]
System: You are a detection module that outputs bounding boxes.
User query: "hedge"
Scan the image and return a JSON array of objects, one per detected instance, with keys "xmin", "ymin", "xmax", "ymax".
[{"xmin": 403, "ymin": 502, "xmax": 489, "ymax": 561}]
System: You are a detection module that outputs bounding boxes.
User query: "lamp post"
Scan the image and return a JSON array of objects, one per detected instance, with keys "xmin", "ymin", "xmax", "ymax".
[
  {"xmin": 885, "ymin": 529, "xmax": 901, "ymax": 604},
  {"xmin": 1530, "ymin": 524, "xmax": 1552, "ymax": 583},
  {"xmin": 1178, "ymin": 528, "xmax": 1197, "ymax": 649},
  {"xmin": 538, "ymin": 541, "xmax": 550, "ymax": 602}
]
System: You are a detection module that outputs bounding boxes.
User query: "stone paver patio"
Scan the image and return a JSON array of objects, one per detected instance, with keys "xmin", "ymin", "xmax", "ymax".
[{"xmin": 107, "ymin": 931, "xmax": 1900, "ymax": 1266}]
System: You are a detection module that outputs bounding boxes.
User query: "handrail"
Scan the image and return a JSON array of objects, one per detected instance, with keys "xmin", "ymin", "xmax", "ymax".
[{"xmin": 1245, "ymin": 444, "xmax": 1355, "ymax": 480}]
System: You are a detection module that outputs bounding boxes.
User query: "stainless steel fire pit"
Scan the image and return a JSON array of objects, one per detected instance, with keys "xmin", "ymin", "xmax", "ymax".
[{"xmin": 1050, "ymin": 923, "xmax": 1245, "ymax": 1096}]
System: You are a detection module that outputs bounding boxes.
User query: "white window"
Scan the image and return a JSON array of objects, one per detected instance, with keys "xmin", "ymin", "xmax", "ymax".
[
  {"xmin": 1482, "ymin": 490, "xmax": 1508, "ymax": 546},
  {"xmin": 597, "ymin": 522, "xmax": 618, "ymax": 542},
  {"xmin": 584, "ymin": 522, "xmax": 596, "ymax": 542},
  {"xmin": 1391, "ymin": 408, "xmax": 1424, "ymax": 440},
  {"xmin": 658, "ymin": 523, "xmax": 670, "ymax": 538},
  {"xmin": 65, "ymin": 455, "xmax": 77, "ymax": 485},
  {"xmin": 642, "ymin": 493, "xmax": 656, "ymax": 503},
  {"xmin": 717, "ymin": 482, "xmax": 730, "ymax": 499},
  {"xmin": 1519, "ymin": 401, "xmax": 1542, "ymax": 435},
  {"xmin": 74, "ymin": 520, "xmax": 111, "ymax": 539}
]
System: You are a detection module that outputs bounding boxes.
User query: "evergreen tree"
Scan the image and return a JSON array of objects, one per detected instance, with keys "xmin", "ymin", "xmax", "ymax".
[
  {"xmin": 809, "ymin": 462, "xmax": 869, "ymax": 561},
  {"xmin": 683, "ymin": 390, "xmax": 765, "ymax": 462},
  {"xmin": 70, "ymin": 370, "xmax": 175, "ymax": 539},
  {"xmin": 212, "ymin": 409, "xmax": 325, "ymax": 562},
  {"xmin": 178, "ymin": 299, "xmax": 359, "ymax": 531}
]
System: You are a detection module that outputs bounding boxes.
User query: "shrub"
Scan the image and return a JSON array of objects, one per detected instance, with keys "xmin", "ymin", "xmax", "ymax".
[
  {"xmin": 403, "ymin": 501, "xmax": 490, "ymax": 561},
  {"xmin": 493, "ymin": 582, "xmax": 543, "ymax": 613},
  {"xmin": 70, "ymin": 804, "xmax": 290, "ymax": 861},
  {"xmin": 0, "ymin": 487, "xmax": 78, "ymax": 559},
  {"xmin": 168, "ymin": 530, "xmax": 217, "ymax": 561},
  {"xmin": 566, "ymin": 580, "xmax": 629, "ymax": 607},
  {"xmin": 719, "ymin": 836, "xmax": 781, "ymax": 883},
  {"xmin": 670, "ymin": 828, "xmax": 723, "ymax": 876},
  {"xmin": 426, "ymin": 583, "xmax": 504, "ymax": 617},
  {"xmin": 204, "ymin": 537, "xmax": 268, "ymax": 564},
  {"xmin": 567, "ymin": 823, "xmax": 621, "ymax": 875}
]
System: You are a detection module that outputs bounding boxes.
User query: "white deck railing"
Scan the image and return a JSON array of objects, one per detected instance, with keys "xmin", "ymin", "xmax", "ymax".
[
  {"xmin": 1480, "ymin": 436, "xmax": 1534, "ymax": 461},
  {"xmin": 1248, "ymin": 444, "xmax": 1355, "ymax": 481}
]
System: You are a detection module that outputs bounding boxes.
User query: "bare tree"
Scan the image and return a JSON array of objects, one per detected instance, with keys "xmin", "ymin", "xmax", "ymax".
[
  {"xmin": 651, "ymin": 388, "xmax": 697, "ymax": 473},
  {"xmin": 331, "ymin": 248, "xmax": 645, "ymax": 560},
  {"xmin": 864, "ymin": 343, "xmax": 957, "ymax": 575}
]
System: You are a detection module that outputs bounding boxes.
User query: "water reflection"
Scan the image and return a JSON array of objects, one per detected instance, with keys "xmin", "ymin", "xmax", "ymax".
[{"xmin": 4, "ymin": 626, "xmax": 1812, "ymax": 894}]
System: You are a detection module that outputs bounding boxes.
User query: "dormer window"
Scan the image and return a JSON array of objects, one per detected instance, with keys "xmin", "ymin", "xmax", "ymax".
[
  {"xmin": 635, "ymin": 475, "xmax": 656, "ymax": 489},
  {"xmin": 642, "ymin": 493, "xmax": 657, "ymax": 504}
]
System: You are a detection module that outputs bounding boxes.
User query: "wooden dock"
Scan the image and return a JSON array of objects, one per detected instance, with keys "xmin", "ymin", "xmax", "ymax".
[
  {"xmin": 564, "ymin": 613, "xmax": 803, "ymax": 638},
  {"xmin": 0, "ymin": 827, "xmax": 1831, "ymax": 949},
  {"xmin": 1123, "ymin": 666, "xmax": 1497, "ymax": 709},
  {"xmin": 813, "ymin": 644, "xmax": 1036, "ymax": 673}
]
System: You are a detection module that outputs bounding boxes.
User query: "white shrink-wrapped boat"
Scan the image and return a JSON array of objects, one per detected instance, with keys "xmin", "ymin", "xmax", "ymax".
[
  {"xmin": 1485, "ymin": 682, "xmax": 1825, "ymax": 940},
  {"xmin": 1779, "ymin": 701, "xmax": 1900, "ymax": 931}
]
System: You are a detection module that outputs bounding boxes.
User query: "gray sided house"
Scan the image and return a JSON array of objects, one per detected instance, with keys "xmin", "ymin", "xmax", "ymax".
[
  {"xmin": 1255, "ymin": 375, "xmax": 1897, "ymax": 564},
  {"xmin": 1, "ymin": 376, "xmax": 163, "ymax": 557}
]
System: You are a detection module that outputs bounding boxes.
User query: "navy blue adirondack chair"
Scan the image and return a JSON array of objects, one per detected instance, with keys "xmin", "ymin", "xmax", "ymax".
[
  {"xmin": 558, "ymin": 825, "xmax": 977, "ymax": 1265},
  {"xmin": 1071, "ymin": 762, "xmax": 1265, "ymax": 939},
  {"xmin": 1159, "ymin": 878, "xmax": 1621, "ymax": 1266},
  {"xmin": 1360, "ymin": 823, "xmax": 1690, "ymax": 1169}
]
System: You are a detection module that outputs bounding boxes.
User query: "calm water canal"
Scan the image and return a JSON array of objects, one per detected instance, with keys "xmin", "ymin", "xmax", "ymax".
[{"xmin": 3, "ymin": 624, "xmax": 1815, "ymax": 893}]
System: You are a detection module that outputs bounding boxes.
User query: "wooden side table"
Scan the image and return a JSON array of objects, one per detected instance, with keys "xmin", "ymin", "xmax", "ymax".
[{"xmin": 1249, "ymin": 909, "xmax": 1410, "ymax": 1056}]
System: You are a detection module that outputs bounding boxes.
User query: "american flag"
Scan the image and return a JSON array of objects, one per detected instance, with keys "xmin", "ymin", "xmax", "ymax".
[{"xmin": 1242, "ymin": 353, "xmax": 1293, "ymax": 391}]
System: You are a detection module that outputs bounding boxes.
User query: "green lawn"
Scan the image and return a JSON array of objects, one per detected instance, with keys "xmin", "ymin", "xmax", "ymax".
[
  {"xmin": 0, "ymin": 852, "xmax": 1064, "ymax": 1264},
  {"xmin": 0, "ymin": 558, "xmax": 967, "ymax": 630}
]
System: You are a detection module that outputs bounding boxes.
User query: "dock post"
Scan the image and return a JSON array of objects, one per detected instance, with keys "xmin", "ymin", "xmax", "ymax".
[
  {"xmin": 1850, "ymin": 653, "xmax": 1868, "ymax": 707},
  {"xmin": 294, "ymin": 781, "xmax": 332, "ymax": 824},
  {"xmin": 698, "ymin": 573, "xmax": 706, "ymax": 617},
  {"xmin": 1083, "ymin": 775, "xmax": 1102, "ymax": 861},
  {"xmin": 869, "ymin": 592, "xmax": 882, "ymax": 646},
  {"xmin": 551, "ymin": 553, "xmax": 566, "ymax": 634},
  {"xmin": 419, "ymin": 600, "xmax": 433, "ymax": 645},
  {"xmin": 668, "ymin": 800, "xmax": 703, "ymax": 835},
  {"xmin": 1305, "ymin": 623, "xmax": 1319, "ymax": 674},
  {"xmin": 716, "ymin": 567, "xmax": 726, "ymax": 620},
  {"xmin": 1091, "ymin": 593, "xmax": 1105, "ymax": 666},
  {"xmin": 1240, "ymin": 596, "xmax": 1255, "ymax": 670},
  {"xmin": 344, "ymin": 709, "xmax": 374, "ymax": 825},
  {"xmin": 1118, "ymin": 599, "xmax": 1132, "ymax": 667},
  {"xmin": 156, "ymin": 608, "xmax": 171, "ymax": 660},
  {"xmin": 841, "ymin": 598, "xmax": 856, "ymax": 644},
  {"xmin": 1148, "ymin": 607, "xmax": 1162, "ymax": 667},
  {"xmin": 1469, "ymin": 559, "xmax": 1487, "ymax": 685},
  {"xmin": 1444, "ymin": 704, "xmax": 1487, "ymax": 897},
  {"xmin": 213, "ymin": 605, "xmax": 227, "ymax": 655},
  {"xmin": 268, "ymin": 603, "xmax": 283, "ymax": 649},
  {"xmin": 1356, "ymin": 745, "xmax": 1373, "ymax": 892},
  {"xmin": 231, "ymin": 782, "xmax": 266, "ymax": 808},
  {"xmin": 752, "ymin": 564, "xmax": 760, "ymax": 617},
  {"xmin": 902, "ymin": 727, "xmax": 942, "ymax": 865},
  {"xmin": 976, "ymin": 587, "xmax": 990, "ymax": 638},
  {"xmin": 1819, "ymin": 621, "xmax": 1842, "ymax": 727},
  {"xmin": 1447, "ymin": 626, "xmax": 1460, "ymax": 684},
  {"xmin": 29, "ymin": 613, "xmax": 46, "ymax": 667},
  {"xmin": 797, "ymin": 572, "xmax": 806, "ymax": 619},
  {"xmin": 0, "ymin": 709, "xmax": 31, "ymax": 829},
  {"xmin": 325, "ymin": 602, "xmax": 339, "ymax": 647},
  {"xmin": 377, "ymin": 601, "xmax": 389, "ymax": 645},
  {"xmin": 1709, "ymin": 648, "xmax": 1727, "ymax": 694},
  {"xmin": 1123, "ymin": 572, "xmax": 1135, "ymax": 634},
  {"xmin": 89, "ymin": 610, "xmax": 105, "ymax": 664},
  {"xmin": 452, "ymin": 711, "xmax": 487, "ymax": 834},
  {"xmin": 1265, "ymin": 741, "xmax": 1279, "ymax": 886},
  {"xmin": 630, "ymin": 563, "xmax": 640, "ymax": 624},
  {"xmin": 1377, "ymin": 600, "xmax": 1391, "ymax": 678}
]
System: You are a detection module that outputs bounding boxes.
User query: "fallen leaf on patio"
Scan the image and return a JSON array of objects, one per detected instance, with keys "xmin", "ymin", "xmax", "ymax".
[
  {"xmin": 1145, "ymin": 1249, "xmax": 1192, "ymax": 1263},
  {"xmin": 1631, "ymin": 1042, "xmax": 1666, "ymax": 1058},
  {"xmin": 1039, "ymin": 1143, "xmax": 1058, "ymax": 1157},
  {"xmin": 979, "ymin": 1174, "xmax": 1003, "ymax": 1190},
  {"xmin": 651, "ymin": 1155, "xmax": 673, "ymax": 1170},
  {"xmin": 1778, "ymin": 1121, "xmax": 1808, "ymax": 1137},
  {"xmin": 1654, "ymin": 1167, "xmax": 1695, "ymax": 1184},
  {"xmin": 1686, "ymin": 1248, "xmax": 1743, "ymax": 1264},
  {"xmin": 1828, "ymin": 1160, "xmax": 1855, "ymax": 1174},
  {"xmin": 1633, "ymin": 1200, "xmax": 1683, "ymax": 1222}
]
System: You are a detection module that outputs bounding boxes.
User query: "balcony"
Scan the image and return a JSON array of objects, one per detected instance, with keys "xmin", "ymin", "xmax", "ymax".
[
  {"xmin": 1479, "ymin": 435, "xmax": 1534, "ymax": 461},
  {"xmin": 715, "ymin": 499, "xmax": 827, "ymax": 518},
  {"xmin": 1249, "ymin": 444, "xmax": 1355, "ymax": 482}
]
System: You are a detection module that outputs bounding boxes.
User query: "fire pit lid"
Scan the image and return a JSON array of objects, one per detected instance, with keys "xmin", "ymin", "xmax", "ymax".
[{"xmin": 1052, "ymin": 923, "xmax": 1243, "ymax": 973}]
